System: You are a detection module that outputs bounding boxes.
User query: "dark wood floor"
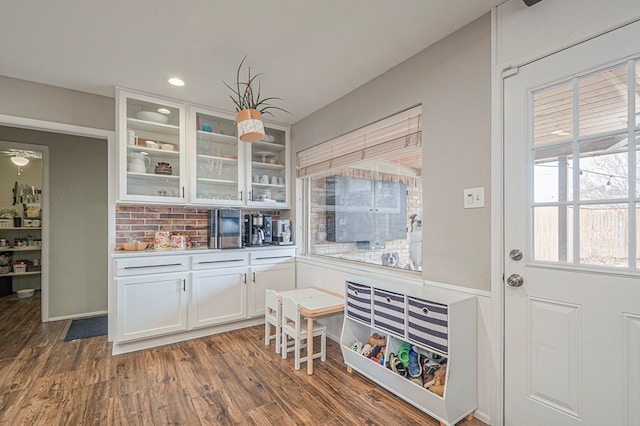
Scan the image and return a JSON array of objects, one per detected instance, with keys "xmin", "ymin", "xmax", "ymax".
[{"xmin": 0, "ymin": 293, "xmax": 487, "ymax": 425}]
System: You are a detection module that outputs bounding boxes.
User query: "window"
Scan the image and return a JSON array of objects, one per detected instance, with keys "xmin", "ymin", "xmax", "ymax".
[
  {"xmin": 531, "ymin": 60, "xmax": 640, "ymax": 270},
  {"xmin": 299, "ymin": 106, "xmax": 422, "ymax": 271}
]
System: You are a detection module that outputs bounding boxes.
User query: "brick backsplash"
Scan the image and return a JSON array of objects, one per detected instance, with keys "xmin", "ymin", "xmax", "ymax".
[
  {"xmin": 115, "ymin": 204, "xmax": 282, "ymax": 249},
  {"xmin": 115, "ymin": 205, "xmax": 209, "ymax": 247}
]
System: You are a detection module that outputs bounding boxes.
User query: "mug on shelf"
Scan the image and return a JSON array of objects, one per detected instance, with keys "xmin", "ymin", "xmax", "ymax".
[{"xmin": 260, "ymin": 174, "xmax": 269, "ymax": 184}]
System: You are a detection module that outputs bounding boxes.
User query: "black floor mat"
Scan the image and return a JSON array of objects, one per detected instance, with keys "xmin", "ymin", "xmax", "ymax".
[{"xmin": 64, "ymin": 315, "xmax": 107, "ymax": 342}]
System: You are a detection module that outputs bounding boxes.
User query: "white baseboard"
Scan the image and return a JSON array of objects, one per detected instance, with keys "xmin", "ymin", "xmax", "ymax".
[{"xmin": 46, "ymin": 309, "xmax": 108, "ymax": 322}]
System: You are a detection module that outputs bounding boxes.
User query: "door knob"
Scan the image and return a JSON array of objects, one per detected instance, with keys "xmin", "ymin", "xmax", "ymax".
[
  {"xmin": 509, "ymin": 249, "xmax": 523, "ymax": 261},
  {"xmin": 506, "ymin": 273, "xmax": 524, "ymax": 287}
]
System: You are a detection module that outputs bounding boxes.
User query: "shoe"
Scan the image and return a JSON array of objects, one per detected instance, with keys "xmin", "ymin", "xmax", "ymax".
[
  {"xmin": 367, "ymin": 333, "xmax": 387, "ymax": 347},
  {"xmin": 389, "ymin": 353, "xmax": 407, "ymax": 376},
  {"xmin": 408, "ymin": 347, "xmax": 422, "ymax": 378}
]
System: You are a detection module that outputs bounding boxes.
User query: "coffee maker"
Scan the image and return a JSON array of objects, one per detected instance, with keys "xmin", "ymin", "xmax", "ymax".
[
  {"xmin": 244, "ymin": 214, "xmax": 272, "ymax": 246},
  {"xmin": 273, "ymin": 219, "xmax": 293, "ymax": 245}
]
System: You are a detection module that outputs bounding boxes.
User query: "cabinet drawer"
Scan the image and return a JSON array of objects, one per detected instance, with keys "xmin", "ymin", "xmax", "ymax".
[
  {"xmin": 346, "ymin": 281, "xmax": 371, "ymax": 324},
  {"xmin": 191, "ymin": 252, "xmax": 249, "ymax": 270},
  {"xmin": 250, "ymin": 248, "xmax": 295, "ymax": 265},
  {"xmin": 373, "ymin": 289, "xmax": 405, "ymax": 336},
  {"xmin": 115, "ymin": 256, "xmax": 189, "ymax": 276},
  {"xmin": 407, "ymin": 297, "xmax": 449, "ymax": 355}
]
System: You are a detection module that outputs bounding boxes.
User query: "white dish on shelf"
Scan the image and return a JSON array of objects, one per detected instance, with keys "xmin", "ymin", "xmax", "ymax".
[
  {"xmin": 255, "ymin": 151, "xmax": 275, "ymax": 163},
  {"xmin": 136, "ymin": 111, "xmax": 169, "ymax": 124}
]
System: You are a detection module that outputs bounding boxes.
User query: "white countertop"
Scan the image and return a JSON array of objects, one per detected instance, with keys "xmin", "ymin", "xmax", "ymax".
[{"xmin": 112, "ymin": 244, "xmax": 296, "ymax": 258}]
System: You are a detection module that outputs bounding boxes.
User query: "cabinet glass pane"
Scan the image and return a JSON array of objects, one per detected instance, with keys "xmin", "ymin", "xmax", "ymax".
[
  {"xmin": 125, "ymin": 97, "xmax": 181, "ymax": 198},
  {"xmin": 249, "ymin": 126, "xmax": 286, "ymax": 203},
  {"xmin": 195, "ymin": 113, "xmax": 241, "ymax": 202}
]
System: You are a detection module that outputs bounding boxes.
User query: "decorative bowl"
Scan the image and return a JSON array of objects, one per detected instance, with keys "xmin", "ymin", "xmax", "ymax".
[
  {"xmin": 122, "ymin": 242, "xmax": 149, "ymax": 251},
  {"xmin": 136, "ymin": 111, "xmax": 169, "ymax": 124}
]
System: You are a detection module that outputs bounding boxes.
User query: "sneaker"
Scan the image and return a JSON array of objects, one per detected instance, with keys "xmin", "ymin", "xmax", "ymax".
[
  {"xmin": 389, "ymin": 353, "xmax": 407, "ymax": 376},
  {"xmin": 408, "ymin": 347, "xmax": 422, "ymax": 378}
]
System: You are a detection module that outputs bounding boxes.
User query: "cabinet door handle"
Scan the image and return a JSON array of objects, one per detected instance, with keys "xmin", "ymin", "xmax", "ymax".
[
  {"xmin": 243, "ymin": 273, "xmax": 247, "ymax": 284},
  {"xmin": 252, "ymin": 272, "xmax": 256, "ymax": 283},
  {"xmin": 197, "ymin": 259, "xmax": 244, "ymax": 265},
  {"xmin": 248, "ymin": 191, "xmax": 252, "ymax": 201},
  {"xmin": 240, "ymin": 190, "xmax": 243, "ymax": 201},
  {"xmin": 254, "ymin": 255, "xmax": 291, "ymax": 260},
  {"xmin": 123, "ymin": 263, "xmax": 182, "ymax": 270},
  {"xmin": 182, "ymin": 187, "xmax": 185, "ymax": 198},
  {"xmin": 182, "ymin": 279, "xmax": 186, "ymax": 292}
]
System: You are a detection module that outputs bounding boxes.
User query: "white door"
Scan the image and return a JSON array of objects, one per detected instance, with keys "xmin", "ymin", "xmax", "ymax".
[{"xmin": 504, "ymin": 20, "xmax": 640, "ymax": 426}]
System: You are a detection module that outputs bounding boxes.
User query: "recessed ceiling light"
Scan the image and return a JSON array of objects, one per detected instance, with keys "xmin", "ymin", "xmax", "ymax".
[
  {"xmin": 157, "ymin": 108, "xmax": 171, "ymax": 114},
  {"xmin": 168, "ymin": 78, "xmax": 185, "ymax": 87}
]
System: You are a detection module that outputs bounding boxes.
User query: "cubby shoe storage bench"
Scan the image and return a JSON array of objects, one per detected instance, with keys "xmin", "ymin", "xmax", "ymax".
[{"xmin": 340, "ymin": 278, "xmax": 477, "ymax": 426}]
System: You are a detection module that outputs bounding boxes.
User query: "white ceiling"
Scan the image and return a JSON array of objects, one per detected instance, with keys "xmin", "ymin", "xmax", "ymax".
[{"xmin": 0, "ymin": 1, "xmax": 502, "ymax": 125}]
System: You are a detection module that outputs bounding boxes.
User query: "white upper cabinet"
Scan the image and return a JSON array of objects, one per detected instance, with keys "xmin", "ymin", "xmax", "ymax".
[
  {"xmin": 188, "ymin": 106, "xmax": 245, "ymax": 206},
  {"xmin": 246, "ymin": 123, "xmax": 289, "ymax": 208},
  {"xmin": 117, "ymin": 89, "xmax": 290, "ymax": 208},
  {"xmin": 187, "ymin": 106, "xmax": 290, "ymax": 208},
  {"xmin": 117, "ymin": 89, "xmax": 186, "ymax": 203}
]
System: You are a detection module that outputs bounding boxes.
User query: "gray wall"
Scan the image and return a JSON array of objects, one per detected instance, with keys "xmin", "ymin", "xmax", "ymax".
[
  {"xmin": 0, "ymin": 127, "xmax": 108, "ymax": 317},
  {"xmin": 292, "ymin": 14, "xmax": 491, "ymax": 291},
  {"xmin": 0, "ymin": 77, "xmax": 112, "ymax": 318},
  {"xmin": 0, "ymin": 75, "xmax": 115, "ymax": 131}
]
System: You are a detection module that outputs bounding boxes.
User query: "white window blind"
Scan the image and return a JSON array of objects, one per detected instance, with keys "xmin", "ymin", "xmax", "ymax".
[{"xmin": 297, "ymin": 105, "xmax": 422, "ymax": 177}]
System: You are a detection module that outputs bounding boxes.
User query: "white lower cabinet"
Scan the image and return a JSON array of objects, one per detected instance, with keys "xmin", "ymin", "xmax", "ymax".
[
  {"xmin": 190, "ymin": 266, "xmax": 248, "ymax": 328},
  {"xmin": 113, "ymin": 248, "xmax": 295, "ymax": 351},
  {"xmin": 117, "ymin": 272, "xmax": 188, "ymax": 342},
  {"xmin": 248, "ymin": 251, "xmax": 296, "ymax": 317},
  {"xmin": 115, "ymin": 255, "xmax": 190, "ymax": 343},
  {"xmin": 340, "ymin": 278, "xmax": 477, "ymax": 426}
]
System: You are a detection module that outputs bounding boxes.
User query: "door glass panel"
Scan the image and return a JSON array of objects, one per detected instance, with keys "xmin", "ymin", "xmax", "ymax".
[
  {"xmin": 533, "ymin": 81, "xmax": 573, "ymax": 146},
  {"xmin": 533, "ymin": 206, "xmax": 573, "ymax": 262},
  {"xmin": 579, "ymin": 203, "xmax": 628, "ymax": 268},
  {"xmin": 534, "ymin": 145, "xmax": 573, "ymax": 202},
  {"xmin": 578, "ymin": 136, "xmax": 629, "ymax": 201},
  {"xmin": 579, "ymin": 64, "xmax": 628, "ymax": 137}
]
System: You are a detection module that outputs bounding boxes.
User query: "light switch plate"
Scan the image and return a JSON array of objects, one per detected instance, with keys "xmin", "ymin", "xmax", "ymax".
[{"xmin": 464, "ymin": 187, "xmax": 485, "ymax": 209}]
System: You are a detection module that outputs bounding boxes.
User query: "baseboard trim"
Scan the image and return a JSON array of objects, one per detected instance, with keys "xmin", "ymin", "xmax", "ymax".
[{"xmin": 46, "ymin": 309, "xmax": 108, "ymax": 322}]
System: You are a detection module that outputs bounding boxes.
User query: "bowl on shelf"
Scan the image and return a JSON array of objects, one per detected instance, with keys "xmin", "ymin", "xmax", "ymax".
[
  {"xmin": 135, "ymin": 111, "xmax": 169, "ymax": 124},
  {"xmin": 16, "ymin": 289, "xmax": 35, "ymax": 299},
  {"xmin": 121, "ymin": 242, "xmax": 149, "ymax": 251},
  {"xmin": 160, "ymin": 143, "xmax": 175, "ymax": 151},
  {"xmin": 0, "ymin": 265, "xmax": 11, "ymax": 274}
]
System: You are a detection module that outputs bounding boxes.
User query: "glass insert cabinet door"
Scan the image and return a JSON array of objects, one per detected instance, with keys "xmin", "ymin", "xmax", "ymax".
[
  {"xmin": 191, "ymin": 108, "xmax": 244, "ymax": 205},
  {"xmin": 248, "ymin": 125, "xmax": 288, "ymax": 206},
  {"xmin": 118, "ymin": 90, "xmax": 186, "ymax": 203}
]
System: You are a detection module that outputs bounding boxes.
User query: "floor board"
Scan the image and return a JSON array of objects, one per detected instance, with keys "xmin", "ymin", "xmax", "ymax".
[{"xmin": 0, "ymin": 293, "xmax": 488, "ymax": 425}]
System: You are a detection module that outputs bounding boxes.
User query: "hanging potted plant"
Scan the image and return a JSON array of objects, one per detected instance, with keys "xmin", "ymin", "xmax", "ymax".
[{"xmin": 224, "ymin": 56, "xmax": 288, "ymax": 142}]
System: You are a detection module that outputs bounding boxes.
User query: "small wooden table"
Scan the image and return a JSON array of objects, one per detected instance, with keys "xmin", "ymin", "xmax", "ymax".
[{"xmin": 296, "ymin": 292, "xmax": 344, "ymax": 375}]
